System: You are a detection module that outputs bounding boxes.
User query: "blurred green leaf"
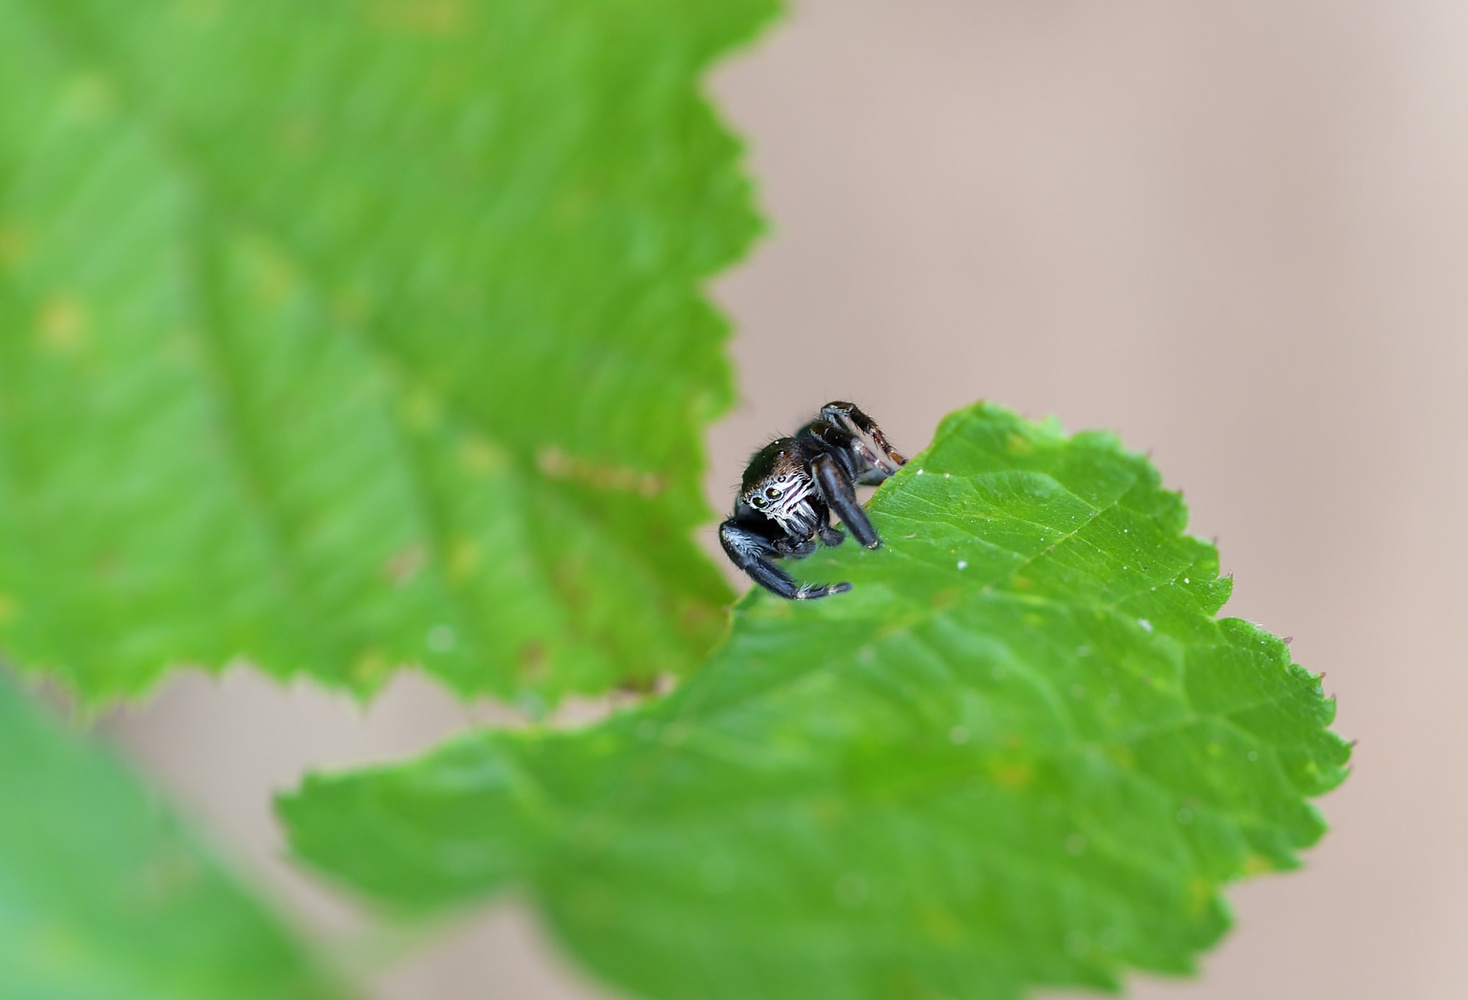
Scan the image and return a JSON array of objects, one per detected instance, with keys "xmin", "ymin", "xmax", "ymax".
[
  {"xmin": 280, "ymin": 402, "xmax": 1350, "ymax": 1000},
  {"xmin": 0, "ymin": 0, "xmax": 775, "ymax": 705},
  {"xmin": 0, "ymin": 672, "xmax": 349, "ymax": 1000}
]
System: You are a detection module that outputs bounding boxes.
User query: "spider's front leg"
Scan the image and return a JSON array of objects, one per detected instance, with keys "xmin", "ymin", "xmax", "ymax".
[
  {"xmin": 811, "ymin": 453, "xmax": 881, "ymax": 549},
  {"xmin": 819, "ymin": 401, "xmax": 907, "ymax": 483},
  {"xmin": 719, "ymin": 519, "xmax": 851, "ymax": 600}
]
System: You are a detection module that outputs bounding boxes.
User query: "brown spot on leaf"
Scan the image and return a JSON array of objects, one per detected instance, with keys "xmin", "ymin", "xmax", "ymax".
[
  {"xmin": 537, "ymin": 446, "xmax": 665, "ymax": 496},
  {"xmin": 275, "ymin": 114, "xmax": 319, "ymax": 155},
  {"xmin": 383, "ymin": 544, "xmax": 428, "ymax": 585},
  {"xmin": 518, "ymin": 641, "xmax": 547, "ymax": 680},
  {"xmin": 679, "ymin": 599, "xmax": 720, "ymax": 639},
  {"xmin": 369, "ymin": 0, "xmax": 468, "ymax": 35},
  {"xmin": 618, "ymin": 674, "xmax": 657, "ymax": 695}
]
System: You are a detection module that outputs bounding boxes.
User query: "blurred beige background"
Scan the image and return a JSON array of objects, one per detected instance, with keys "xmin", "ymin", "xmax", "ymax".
[{"xmin": 102, "ymin": 1, "xmax": 1467, "ymax": 998}]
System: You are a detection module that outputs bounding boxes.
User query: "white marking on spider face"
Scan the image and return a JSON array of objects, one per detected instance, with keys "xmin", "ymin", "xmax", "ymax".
[{"xmin": 748, "ymin": 472, "xmax": 814, "ymax": 530}]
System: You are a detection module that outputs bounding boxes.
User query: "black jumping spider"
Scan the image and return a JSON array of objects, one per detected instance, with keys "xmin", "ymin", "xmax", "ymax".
[{"xmin": 720, "ymin": 401, "xmax": 906, "ymax": 600}]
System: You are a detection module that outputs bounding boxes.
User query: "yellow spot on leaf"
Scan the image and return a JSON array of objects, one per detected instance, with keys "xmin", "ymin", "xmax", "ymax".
[
  {"xmin": 458, "ymin": 435, "xmax": 507, "ymax": 477},
  {"xmin": 918, "ymin": 906, "xmax": 964, "ymax": 944},
  {"xmin": 1187, "ymin": 877, "xmax": 1213, "ymax": 916},
  {"xmin": 172, "ymin": 0, "xmax": 224, "ymax": 26},
  {"xmin": 243, "ymin": 239, "xmax": 299, "ymax": 306},
  {"xmin": 993, "ymin": 762, "xmax": 1033, "ymax": 789},
  {"xmin": 400, "ymin": 387, "xmax": 442, "ymax": 431},
  {"xmin": 60, "ymin": 74, "xmax": 116, "ymax": 123},
  {"xmin": 36, "ymin": 296, "xmax": 88, "ymax": 354},
  {"xmin": 555, "ymin": 188, "xmax": 595, "ymax": 226},
  {"xmin": 1006, "ymin": 431, "xmax": 1033, "ymax": 455},
  {"xmin": 448, "ymin": 537, "xmax": 480, "ymax": 581},
  {"xmin": 1242, "ymin": 853, "xmax": 1277, "ymax": 876},
  {"xmin": 0, "ymin": 223, "xmax": 28, "ymax": 270},
  {"xmin": 351, "ymin": 648, "xmax": 390, "ymax": 686},
  {"xmin": 0, "ymin": 592, "xmax": 17, "ymax": 625},
  {"xmin": 369, "ymin": 0, "xmax": 467, "ymax": 35}
]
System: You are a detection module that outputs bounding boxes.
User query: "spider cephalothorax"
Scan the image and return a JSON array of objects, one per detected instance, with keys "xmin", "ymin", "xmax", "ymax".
[{"xmin": 719, "ymin": 401, "xmax": 906, "ymax": 600}]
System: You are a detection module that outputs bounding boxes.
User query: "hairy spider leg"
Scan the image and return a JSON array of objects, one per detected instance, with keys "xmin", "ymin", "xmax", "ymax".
[
  {"xmin": 811, "ymin": 452, "xmax": 881, "ymax": 549},
  {"xmin": 718, "ymin": 519, "xmax": 851, "ymax": 600},
  {"xmin": 817, "ymin": 520, "xmax": 846, "ymax": 548},
  {"xmin": 817, "ymin": 401, "xmax": 907, "ymax": 483}
]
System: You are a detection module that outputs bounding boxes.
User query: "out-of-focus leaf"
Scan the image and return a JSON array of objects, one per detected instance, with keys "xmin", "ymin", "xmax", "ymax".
[
  {"xmin": 280, "ymin": 402, "xmax": 1350, "ymax": 1000},
  {"xmin": 0, "ymin": 671, "xmax": 350, "ymax": 1000},
  {"xmin": 0, "ymin": 0, "xmax": 775, "ymax": 705}
]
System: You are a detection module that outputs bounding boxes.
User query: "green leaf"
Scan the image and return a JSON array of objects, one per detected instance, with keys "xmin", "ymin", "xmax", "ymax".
[
  {"xmin": 0, "ymin": 671, "xmax": 350, "ymax": 1000},
  {"xmin": 0, "ymin": 0, "xmax": 775, "ymax": 704},
  {"xmin": 279, "ymin": 402, "xmax": 1351, "ymax": 1000}
]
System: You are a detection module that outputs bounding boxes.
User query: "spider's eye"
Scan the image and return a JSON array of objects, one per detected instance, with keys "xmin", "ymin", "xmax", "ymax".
[
  {"xmin": 765, "ymin": 487, "xmax": 782, "ymax": 500},
  {"xmin": 751, "ymin": 495, "xmax": 767, "ymax": 508}
]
